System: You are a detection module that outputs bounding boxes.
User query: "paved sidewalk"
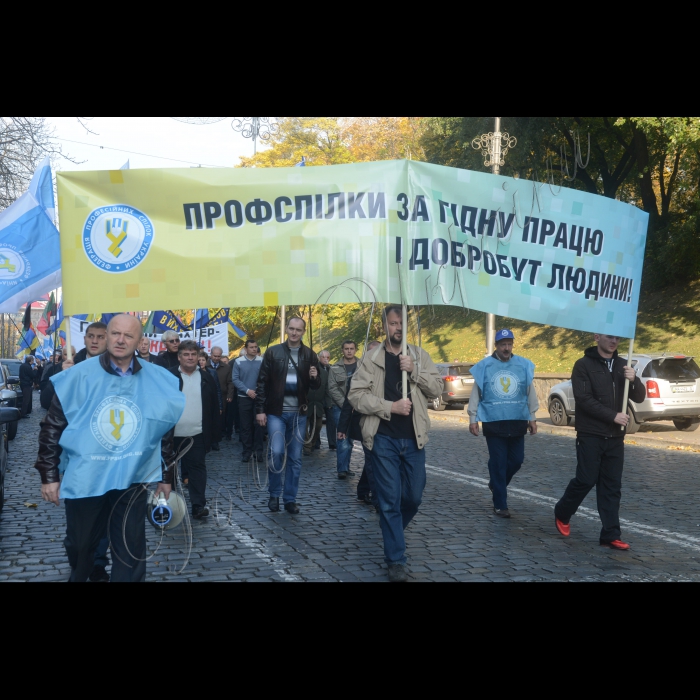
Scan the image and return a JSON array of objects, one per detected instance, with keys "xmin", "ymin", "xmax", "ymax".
[{"xmin": 2, "ymin": 396, "xmax": 700, "ymax": 582}]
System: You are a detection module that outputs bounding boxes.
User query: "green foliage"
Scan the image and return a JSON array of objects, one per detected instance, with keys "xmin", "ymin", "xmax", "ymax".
[{"xmin": 422, "ymin": 117, "xmax": 700, "ymax": 290}]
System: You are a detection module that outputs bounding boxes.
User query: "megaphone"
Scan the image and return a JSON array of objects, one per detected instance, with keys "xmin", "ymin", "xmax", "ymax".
[
  {"xmin": 147, "ymin": 490, "xmax": 187, "ymax": 532},
  {"xmin": 152, "ymin": 494, "xmax": 172, "ymax": 528}
]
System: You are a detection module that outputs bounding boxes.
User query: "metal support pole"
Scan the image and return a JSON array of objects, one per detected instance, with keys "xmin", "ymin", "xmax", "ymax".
[
  {"xmin": 622, "ymin": 338, "xmax": 635, "ymax": 432},
  {"xmin": 402, "ymin": 305, "xmax": 408, "ymax": 400},
  {"xmin": 280, "ymin": 306, "xmax": 286, "ymax": 345},
  {"xmin": 485, "ymin": 115, "xmax": 502, "ymax": 356}
]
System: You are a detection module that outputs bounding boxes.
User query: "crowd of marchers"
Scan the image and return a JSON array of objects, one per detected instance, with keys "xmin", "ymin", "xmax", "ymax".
[{"xmin": 27, "ymin": 311, "xmax": 643, "ymax": 584}]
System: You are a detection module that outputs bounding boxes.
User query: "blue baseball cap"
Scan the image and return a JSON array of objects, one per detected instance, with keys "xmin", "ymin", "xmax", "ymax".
[{"xmin": 496, "ymin": 329, "xmax": 515, "ymax": 342}]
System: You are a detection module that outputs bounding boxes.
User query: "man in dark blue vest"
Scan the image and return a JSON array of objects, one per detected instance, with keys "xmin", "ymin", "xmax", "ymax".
[{"xmin": 469, "ymin": 330, "xmax": 539, "ymax": 519}]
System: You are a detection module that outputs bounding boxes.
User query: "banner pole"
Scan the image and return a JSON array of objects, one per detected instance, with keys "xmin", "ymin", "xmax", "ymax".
[
  {"xmin": 65, "ymin": 317, "xmax": 73, "ymax": 361},
  {"xmin": 193, "ymin": 309, "xmax": 197, "ymax": 347},
  {"xmin": 621, "ymin": 337, "xmax": 635, "ymax": 433},
  {"xmin": 402, "ymin": 305, "xmax": 408, "ymax": 401}
]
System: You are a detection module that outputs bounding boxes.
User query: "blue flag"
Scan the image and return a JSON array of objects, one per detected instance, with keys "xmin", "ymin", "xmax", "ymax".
[
  {"xmin": 228, "ymin": 319, "xmax": 246, "ymax": 338},
  {"xmin": 152, "ymin": 311, "xmax": 188, "ymax": 333},
  {"xmin": 0, "ymin": 158, "xmax": 62, "ymax": 313}
]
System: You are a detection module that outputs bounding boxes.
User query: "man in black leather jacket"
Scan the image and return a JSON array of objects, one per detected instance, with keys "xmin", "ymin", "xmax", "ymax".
[
  {"xmin": 256, "ymin": 317, "xmax": 320, "ymax": 515},
  {"xmin": 35, "ymin": 315, "xmax": 182, "ymax": 583},
  {"xmin": 555, "ymin": 334, "xmax": 646, "ymax": 551}
]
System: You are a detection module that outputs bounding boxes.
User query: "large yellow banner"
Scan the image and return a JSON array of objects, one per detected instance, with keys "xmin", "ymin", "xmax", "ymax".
[{"xmin": 57, "ymin": 161, "xmax": 648, "ymax": 337}]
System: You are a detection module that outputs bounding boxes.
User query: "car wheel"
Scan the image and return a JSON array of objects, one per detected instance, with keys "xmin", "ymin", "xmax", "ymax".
[
  {"xmin": 627, "ymin": 408, "xmax": 641, "ymax": 435},
  {"xmin": 673, "ymin": 418, "xmax": 700, "ymax": 433},
  {"xmin": 7, "ymin": 421, "xmax": 17, "ymax": 442},
  {"xmin": 432, "ymin": 397, "xmax": 446, "ymax": 412},
  {"xmin": 549, "ymin": 398, "xmax": 569, "ymax": 427}
]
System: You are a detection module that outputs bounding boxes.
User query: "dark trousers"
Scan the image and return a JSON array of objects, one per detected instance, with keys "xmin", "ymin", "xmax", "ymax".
[
  {"xmin": 226, "ymin": 396, "xmax": 238, "ymax": 437},
  {"xmin": 358, "ymin": 446, "xmax": 380, "ymax": 508},
  {"xmin": 555, "ymin": 436, "xmax": 625, "ymax": 543},
  {"xmin": 239, "ymin": 396, "xmax": 263, "ymax": 458},
  {"xmin": 21, "ymin": 386, "xmax": 33, "ymax": 417},
  {"xmin": 227, "ymin": 394, "xmax": 240, "ymax": 436},
  {"xmin": 64, "ymin": 486, "xmax": 148, "ymax": 583},
  {"xmin": 305, "ymin": 408, "xmax": 324, "ymax": 454},
  {"xmin": 485, "ymin": 435, "xmax": 525, "ymax": 511},
  {"xmin": 324, "ymin": 406, "xmax": 337, "ymax": 449},
  {"xmin": 176, "ymin": 434, "xmax": 207, "ymax": 511}
]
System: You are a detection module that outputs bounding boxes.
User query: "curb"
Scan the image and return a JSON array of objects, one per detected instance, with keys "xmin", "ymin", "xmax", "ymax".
[{"xmin": 428, "ymin": 411, "xmax": 700, "ymax": 454}]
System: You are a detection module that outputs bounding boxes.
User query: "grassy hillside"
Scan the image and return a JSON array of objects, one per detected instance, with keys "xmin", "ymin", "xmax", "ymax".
[{"xmin": 309, "ymin": 281, "xmax": 700, "ymax": 373}]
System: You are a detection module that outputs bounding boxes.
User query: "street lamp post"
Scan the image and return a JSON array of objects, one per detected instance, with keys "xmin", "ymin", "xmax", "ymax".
[
  {"xmin": 231, "ymin": 117, "xmax": 280, "ymax": 155},
  {"xmin": 472, "ymin": 117, "xmax": 517, "ymax": 356}
]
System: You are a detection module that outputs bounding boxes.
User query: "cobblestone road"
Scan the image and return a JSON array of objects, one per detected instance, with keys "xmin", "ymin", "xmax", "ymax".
[{"xmin": 2, "ymin": 396, "xmax": 700, "ymax": 582}]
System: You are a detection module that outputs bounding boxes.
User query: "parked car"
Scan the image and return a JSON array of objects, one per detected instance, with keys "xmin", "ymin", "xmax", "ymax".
[
  {"xmin": 0, "ymin": 365, "xmax": 19, "ymax": 441},
  {"xmin": 0, "ymin": 407, "xmax": 21, "ymax": 514},
  {"xmin": 1, "ymin": 359, "xmax": 23, "ymax": 402},
  {"xmin": 548, "ymin": 354, "xmax": 700, "ymax": 434},
  {"xmin": 430, "ymin": 363, "xmax": 475, "ymax": 411}
]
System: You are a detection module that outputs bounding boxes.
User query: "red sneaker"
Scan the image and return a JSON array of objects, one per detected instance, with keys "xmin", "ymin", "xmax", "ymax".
[
  {"xmin": 601, "ymin": 540, "xmax": 630, "ymax": 551},
  {"xmin": 555, "ymin": 517, "xmax": 570, "ymax": 538}
]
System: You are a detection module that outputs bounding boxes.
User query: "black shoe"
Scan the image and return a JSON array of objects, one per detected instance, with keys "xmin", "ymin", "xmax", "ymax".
[
  {"xmin": 388, "ymin": 564, "xmax": 408, "ymax": 583},
  {"xmin": 89, "ymin": 565, "xmax": 110, "ymax": 583},
  {"xmin": 192, "ymin": 506, "xmax": 210, "ymax": 520},
  {"xmin": 362, "ymin": 494, "xmax": 373, "ymax": 505},
  {"xmin": 212, "ymin": 444, "xmax": 220, "ymax": 452},
  {"xmin": 493, "ymin": 508, "xmax": 511, "ymax": 519},
  {"xmin": 241, "ymin": 454, "xmax": 251, "ymax": 463},
  {"xmin": 347, "ymin": 470, "xmax": 356, "ymax": 477},
  {"xmin": 268, "ymin": 497, "xmax": 280, "ymax": 513},
  {"xmin": 285, "ymin": 503, "xmax": 300, "ymax": 515},
  {"xmin": 256, "ymin": 453, "xmax": 264, "ymax": 462},
  {"xmin": 329, "ymin": 446, "xmax": 337, "ymax": 451},
  {"xmin": 338, "ymin": 472, "xmax": 348, "ymax": 480}
]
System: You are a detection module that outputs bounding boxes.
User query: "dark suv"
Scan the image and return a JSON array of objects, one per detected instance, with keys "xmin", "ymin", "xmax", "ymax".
[{"xmin": 430, "ymin": 363, "xmax": 475, "ymax": 411}]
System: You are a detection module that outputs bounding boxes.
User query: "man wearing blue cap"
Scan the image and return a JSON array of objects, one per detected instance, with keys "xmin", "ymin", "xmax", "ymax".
[{"xmin": 469, "ymin": 329, "xmax": 539, "ymax": 518}]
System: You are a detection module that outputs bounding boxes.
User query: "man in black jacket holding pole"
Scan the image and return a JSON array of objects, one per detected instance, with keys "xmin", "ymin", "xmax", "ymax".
[{"xmin": 554, "ymin": 334, "xmax": 646, "ymax": 551}]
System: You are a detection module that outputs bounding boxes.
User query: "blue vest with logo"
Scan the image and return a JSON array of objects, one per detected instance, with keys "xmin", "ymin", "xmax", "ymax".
[
  {"xmin": 471, "ymin": 355, "xmax": 535, "ymax": 424},
  {"xmin": 52, "ymin": 358, "xmax": 186, "ymax": 500}
]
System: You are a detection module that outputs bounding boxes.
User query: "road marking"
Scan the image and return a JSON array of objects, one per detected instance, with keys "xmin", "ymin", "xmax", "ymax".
[
  {"xmin": 425, "ymin": 465, "xmax": 700, "ymax": 553},
  {"xmin": 215, "ymin": 515, "xmax": 303, "ymax": 582}
]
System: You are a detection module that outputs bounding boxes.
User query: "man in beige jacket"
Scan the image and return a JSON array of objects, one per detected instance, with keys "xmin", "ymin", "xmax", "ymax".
[{"xmin": 348, "ymin": 306, "xmax": 443, "ymax": 583}]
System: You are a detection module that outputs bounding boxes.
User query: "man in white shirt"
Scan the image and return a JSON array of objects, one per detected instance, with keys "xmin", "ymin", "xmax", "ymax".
[{"xmin": 170, "ymin": 340, "xmax": 221, "ymax": 519}]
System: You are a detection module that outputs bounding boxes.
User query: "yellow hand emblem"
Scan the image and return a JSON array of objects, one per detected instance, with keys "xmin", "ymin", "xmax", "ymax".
[
  {"xmin": 500, "ymin": 377, "xmax": 512, "ymax": 394},
  {"xmin": 0, "ymin": 257, "xmax": 16, "ymax": 274},
  {"xmin": 110, "ymin": 410, "xmax": 125, "ymax": 440},
  {"xmin": 106, "ymin": 220, "xmax": 128, "ymax": 258}
]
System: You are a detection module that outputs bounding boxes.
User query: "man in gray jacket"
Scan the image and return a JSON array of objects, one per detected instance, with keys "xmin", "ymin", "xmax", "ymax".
[
  {"xmin": 233, "ymin": 339, "xmax": 264, "ymax": 462},
  {"xmin": 329, "ymin": 340, "xmax": 360, "ymax": 478},
  {"xmin": 348, "ymin": 307, "xmax": 443, "ymax": 583}
]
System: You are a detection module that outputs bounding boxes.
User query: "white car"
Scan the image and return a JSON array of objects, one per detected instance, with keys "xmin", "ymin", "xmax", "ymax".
[{"xmin": 548, "ymin": 354, "xmax": 700, "ymax": 434}]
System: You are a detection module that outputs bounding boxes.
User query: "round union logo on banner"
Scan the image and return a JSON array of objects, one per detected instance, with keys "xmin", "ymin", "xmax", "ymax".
[
  {"xmin": 83, "ymin": 205, "xmax": 154, "ymax": 273},
  {"xmin": 491, "ymin": 371, "xmax": 521, "ymax": 399},
  {"xmin": 0, "ymin": 245, "xmax": 31, "ymax": 285},
  {"xmin": 91, "ymin": 396, "xmax": 142, "ymax": 453}
]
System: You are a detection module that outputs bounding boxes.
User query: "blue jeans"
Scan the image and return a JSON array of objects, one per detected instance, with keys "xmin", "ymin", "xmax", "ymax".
[
  {"xmin": 485, "ymin": 435, "xmax": 525, "ymax": 511},
  {"xmin": 333, "ymin": 406, "xmax": 354, "ymax": 474},
  {"xmin": 268, "ymin": 413, "xmax": 307, "ymax": 505},
  {"xmin": 371, "ymin": 434, "xmax": 426, "ymax": 566}
]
